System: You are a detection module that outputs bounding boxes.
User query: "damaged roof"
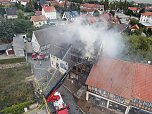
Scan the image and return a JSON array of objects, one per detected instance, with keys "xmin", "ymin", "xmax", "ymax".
[
  {"xmin": 33, "ymin": 26, "xmax": 85, "ymax": 58},
  {"xmin": 86, "ymin": 55, "xmax": 152, "ymax": 102}
]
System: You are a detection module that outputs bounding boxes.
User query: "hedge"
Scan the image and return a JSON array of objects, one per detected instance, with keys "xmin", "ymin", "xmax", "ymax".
[
  {"xmin": 0, "ymin": 101, "xmax": 34, "ymax": 114},
  {"xmin": 0, "ymin": 57, "xmax": 26, "ymax": 64}
]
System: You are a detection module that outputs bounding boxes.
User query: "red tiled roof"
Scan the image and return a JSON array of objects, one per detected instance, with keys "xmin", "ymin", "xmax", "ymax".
[
  {"xmin": 128, "ymin": 7, "xmax": 139, "ymax": 11},
  {"xmin": 80, "ymin": 3, "xmax": 104, "ymax": 9},
  {"xmin": 86, "ymin": 55, "xmax": 152, "ymax": 102},
  {"xmin": 31, "ymin": 15, "xmax": 47, "ymax": 22},
  {"xmin": 81, "ymin": 8, "xmax": 95, "ymax": 12},
  {"xmin": 130, "ymin": 24, "xmax": 139, "ymax": 30},
  {"xmin": 35, "ymin": 11, "xmax": 42, "ymax": 16},
  {"xmin": 145, "ymin": 6, "xmax": 152, "ymax": 11},
  {"xmin": 141, "ymin": 12, "xmax": 152, "ymax": 16},
  {"xmin": 43, "ymin": 6, "xmax": 56, "ymax": 12}
]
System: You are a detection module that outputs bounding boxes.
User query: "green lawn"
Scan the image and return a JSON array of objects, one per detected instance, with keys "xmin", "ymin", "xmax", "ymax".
[{"xmin": 0, "ymin": 64, "xmax": 35, "ymax": 112}]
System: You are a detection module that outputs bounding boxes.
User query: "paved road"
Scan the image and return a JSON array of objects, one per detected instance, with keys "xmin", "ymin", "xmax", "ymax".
[{"xmin": 28, "ymin": 57, "xmax": 83, "ymax": 114}]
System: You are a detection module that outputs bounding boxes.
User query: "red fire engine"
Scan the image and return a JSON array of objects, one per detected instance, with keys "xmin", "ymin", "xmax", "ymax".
[
  {"xmin": 32, "ymin": 53, "xmax": 49, "ymax": 60},
  {"xmin": 44, "ymin": 63, "xmax": 73, "ymax": 114},
  {"xmin": 44, "ymin": 59, "xmax": 92, "ymax": 114}
]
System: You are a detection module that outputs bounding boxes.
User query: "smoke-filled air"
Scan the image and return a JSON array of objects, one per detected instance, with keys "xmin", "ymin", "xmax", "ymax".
[{"xmin": 63, "ymin": 17, "xmax": 124, "ymax": 58}]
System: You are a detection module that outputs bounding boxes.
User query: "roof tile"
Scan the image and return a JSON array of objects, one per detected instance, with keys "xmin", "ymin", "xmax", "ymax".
[{"xmin": 86, "ymin": 55, "xmax": 152, "ymax": 102}]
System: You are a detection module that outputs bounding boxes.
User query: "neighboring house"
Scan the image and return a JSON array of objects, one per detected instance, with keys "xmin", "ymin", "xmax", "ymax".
[
  {"xmin": 99, "ymin": 12, "xmax": 121, "ymax": 24},
  {"xmin": 139, "ymin": 12, "xmax": 152, "ymax": 29},
  {"xmin": 20, "ymin": 0, "xmax": 29, "ymax": 5},
  {"xmin": 42, "ymin": 6, "xmax": 56, "ymax": 19},
  {"xmin": 62, "ymin": 11, "xmax": 79, "ymax": 22},
  {"xmin": 12, "ymin": 36, "xmax": 25, "ymax": 57},
  {"xmin": 112, "ymin": 23, "xmax": 129, "ymax": 33},
  {"xmin": 31, "ymin": 27, "xmax": 92, "ymax": 83},
  {"xmin": 130, "ymin": 24, "xmax": 140, "ymax": 32},
  {"xmin": 35, "ymin": 11, "xmax": 42, "ymax": 16},
  {"xmin": 10, "ymin": 0, "xmax": 17, "ymax": 4},
  {"xmin": 5, "ymin": 7, "xmax": 17, "ymax": 19},
  {"xmin": 0, "ymin": 0, "xmax": 10, "ymax": 5},
  {"xmin": 86, "ymin": 55, "xmax": 152, "ymax": 114},
  {"xmin": 80, "ymin": 3, "xmax": 104, "ymax": 11},
  {"xmin": 80, "ymin": 8, "xmax": 95, "ymax": 15},
  {"xmin": 144, "ymin": 6, "xmax": 152, "ymax": 12},
  {"xmin": 128, "ymin": 7, "xmax": 139, "ymax": 13},
  {"xmin": 0, "ymin": 43, "xmax": 12, "ymax": 54},
  {"xmin": 30, "ymin": 15, "xmax": 47, "ymax": 27}
]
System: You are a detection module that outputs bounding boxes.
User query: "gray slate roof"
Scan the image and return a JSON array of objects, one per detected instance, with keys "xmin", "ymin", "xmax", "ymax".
[
  {"xmin": 6, "ymin": 7, "xmax": 17, "ymax": 15},
  {"xmin": 33, "ymin": 26, "xmax": 85, "ymax": 58},
  {"xmin": 13, "ymin": 36, "xmax": 25, "ymax": 49},
  {"xmin": 0, "ymin": 43, "xmax": 12, "ymax": 51},
  {"xmin": 64, "ymin": 11, "xmax": 79, "ymax": 19}
]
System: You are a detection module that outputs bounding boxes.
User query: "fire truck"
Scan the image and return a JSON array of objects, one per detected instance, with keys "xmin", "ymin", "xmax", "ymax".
[
  {"xmin": 44, "ymin": 62, "xmax": 74, "ymax": 114},
  {"xmin": 32, "ymin": 53, "xmax": 49, "ymax": 60},
  {"xmin": 44, "ymin": 58, "xmax": 92, "ymax": 114}
]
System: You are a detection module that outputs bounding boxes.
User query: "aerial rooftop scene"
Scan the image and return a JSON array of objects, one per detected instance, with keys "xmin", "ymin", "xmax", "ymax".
[{"xmin": 0, "ymin": 0, "xmax": 152, "ymax": 114}]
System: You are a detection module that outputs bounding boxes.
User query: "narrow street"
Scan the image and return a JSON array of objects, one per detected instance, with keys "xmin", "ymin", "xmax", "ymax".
[{"xmin": 29, "ymin": 57, "xmax": 83, "ymax": 114}]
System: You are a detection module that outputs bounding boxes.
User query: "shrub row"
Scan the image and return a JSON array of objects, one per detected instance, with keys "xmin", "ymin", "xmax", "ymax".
[{"xmin": 0, "ymin": 101, "xmax": 34, "ymax": 114}]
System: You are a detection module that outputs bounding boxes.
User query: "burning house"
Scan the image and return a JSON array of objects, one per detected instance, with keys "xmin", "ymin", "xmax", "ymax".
[
  {"xmin": 31, "ymin": 26, "xmax": 95, "ymax": 84},
  {"xmin": 85, "ymin": 55, "xmax": 152, "ymax": 114}
]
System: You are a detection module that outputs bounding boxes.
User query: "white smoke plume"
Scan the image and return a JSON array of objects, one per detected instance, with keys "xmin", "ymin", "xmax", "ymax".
[{"xmin": 63, "ymin": 17, "xmax": 124, "ymax": 58}]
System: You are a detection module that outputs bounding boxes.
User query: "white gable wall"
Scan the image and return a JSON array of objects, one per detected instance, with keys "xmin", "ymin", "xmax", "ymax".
[
  {"xmin": 31, "ymin": 33, "xmax": 41, "ymax": 52},
  {"xmin": 42, "ymin": 9, "xmax": 57, "ymax": 19}
]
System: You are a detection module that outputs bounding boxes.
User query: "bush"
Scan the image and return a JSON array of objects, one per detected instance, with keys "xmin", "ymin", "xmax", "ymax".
[
  {"xmin": 0, "ymin": 101, "xmax": 34, "ymax": 114},
  {"xmin": 0, "ymin": 57, "xmax": 25, "ymax": 64}
]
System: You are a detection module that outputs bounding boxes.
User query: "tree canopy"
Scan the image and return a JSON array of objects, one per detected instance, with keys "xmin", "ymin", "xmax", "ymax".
[
  {"xmin": 122, "ymin": 35, "xmax": 152, "ymax": 62},
  {"xmin": 0, "ymin": 19, "xmax": 14, "ymax": 43}
]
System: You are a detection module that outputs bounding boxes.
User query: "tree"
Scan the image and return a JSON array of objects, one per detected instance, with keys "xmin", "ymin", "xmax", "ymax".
[
  {"xmin": 104, "ymin": 0, "xmax": 109, "ymax": 10},
  {"xmin": 129, "ymin": 18, "xmax": 139, "ymax": 26},
  {"xmin": 15, "ymin": 2, "xmax": 24, "ymax": 11},
  {"xmin": 25, "ymin": 2, "xmax": 34, "ymax": 12},
  {"xmin": 0, "ymin": 19, "xmax": 14, "ymax": 43},
  {"xmin": 38, "ymin": 2, "xmax": 42, "ymax": 11},
  {"xmin": 109, "ymin": 10, "xmax": 115, "ymax": 16},
  {"xmin": 17, "ymin": 10, "xmax": 25, "ymax": 19},
  {"xmin": 13, "ymin": 19, "xmax": 33, "ymax": 34},
  {"xmin": 34, "ymin": 2, "xmax": 39, "ymax": 10},
  {"xmin": 123, "ymin": 35, "xmax": 152, "ymax": 62},
  {"xmin": 147, "ymin": 28, "xmax": 152, "ymax": 36},
  {"xmin": 126, "ymin": 10, "xmax": 133, "ymax": 17}
]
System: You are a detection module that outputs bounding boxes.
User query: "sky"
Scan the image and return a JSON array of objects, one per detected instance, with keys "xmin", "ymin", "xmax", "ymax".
[{"xmin": 109, "ymin": 0, "xmax": 152, "ymax": 4}]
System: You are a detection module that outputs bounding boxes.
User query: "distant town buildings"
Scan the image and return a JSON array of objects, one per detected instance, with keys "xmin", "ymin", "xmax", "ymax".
[
  {"xmin": 62, "ymin": 11, "xmax": 79, "ymax": 22},
  {"xmin": 140, "ymin": 12, "xmax": 152, "ymax": 29},
  {"xmin": 42, "ymin": 6, "xmax": 57, "ymax": 20},
  {"xmin": 5, "ymin": 7, "xmax": 17, "ymax": 19},
  {"xmin": 30, "ymin": 15, "xmax": 47, "ymax": 27}
]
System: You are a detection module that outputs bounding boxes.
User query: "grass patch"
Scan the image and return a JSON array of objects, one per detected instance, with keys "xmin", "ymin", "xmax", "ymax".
[
  {"xmin": 0, "ymin": 57, "xmax": 26, "ymax": 64},
  {"xmin": 0, "ymin": 101, "xmax": 34, "ymax": 114},
  {"xmin": 0, "ymin": 64, "xmax": 35, "ymax": 112}
]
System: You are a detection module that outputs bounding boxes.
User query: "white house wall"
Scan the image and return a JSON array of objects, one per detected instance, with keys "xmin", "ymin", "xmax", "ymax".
[
  {"xmin": 42, "ymin": 10, "xmax": 57, "ymax": 19},
  {"xmin": 140, "ymin": 15, "xmax": 152, "ymax": 24},
  {"xmin": 33, "ymin": 21, "xmax": 47, "ymax": 27},
  {"xmin": 31, "ymin": 33, "xmax": 40, "ymax": 52},
  {"xmin": 7, "ymin": 15, "xmax": 18, "ymax": 19}
]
